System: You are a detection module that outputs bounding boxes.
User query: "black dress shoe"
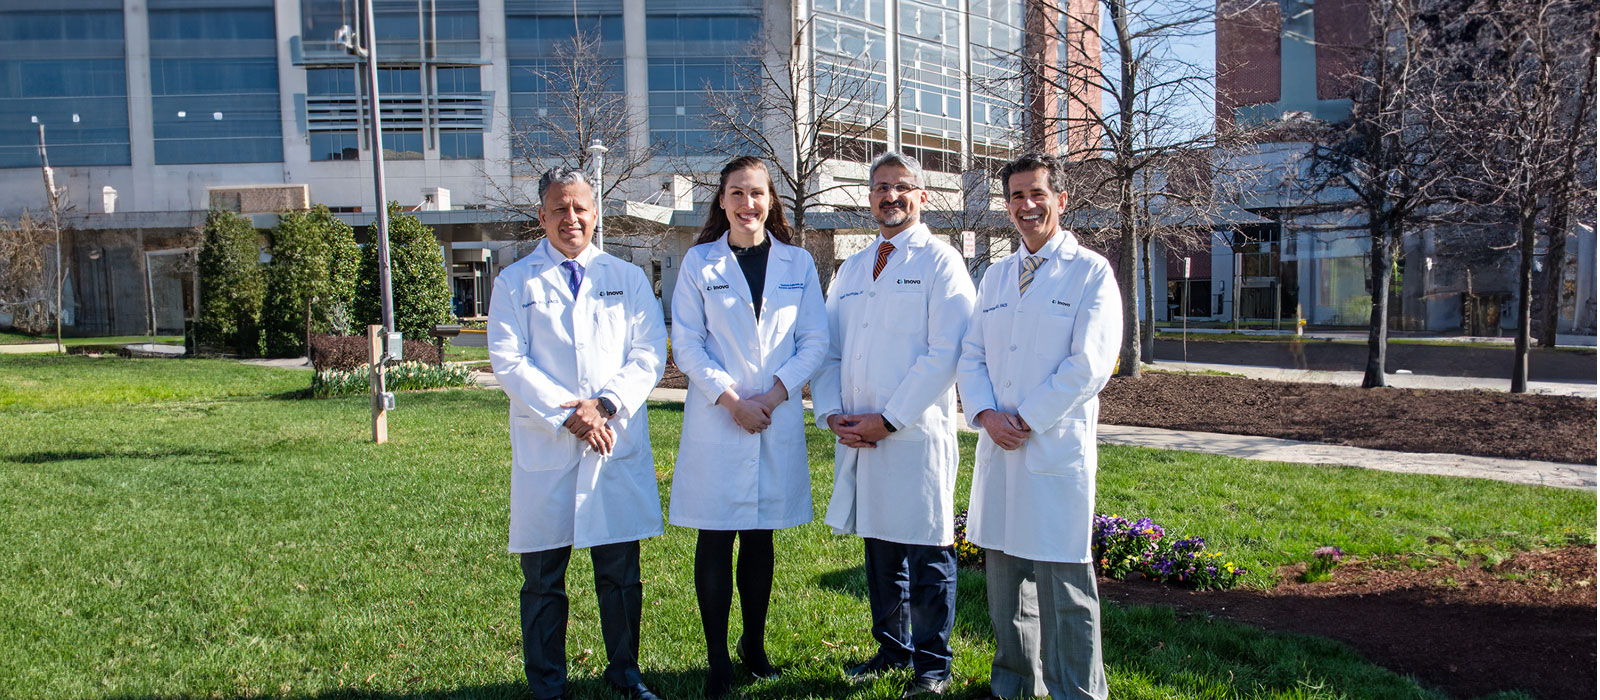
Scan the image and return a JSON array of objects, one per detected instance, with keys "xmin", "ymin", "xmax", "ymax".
[
  {"xmin": 901, "ymin": 677, "xmax": 950, "ymax": 698},
  {"xmin": 845, "ymin": 653, "xmax": 912, "ymax": 679},
  {"xmin": 607, "ymin": 680, "xmax": 664, "ymax": 700},
  {"xmin": 737, "ymin": 636, "xmax": 780, "ymax": 679}
]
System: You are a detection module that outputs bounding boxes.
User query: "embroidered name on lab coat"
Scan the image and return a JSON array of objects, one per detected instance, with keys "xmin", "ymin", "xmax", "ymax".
[
  {"xmin": 838, "ymin": 290, "xmax": 863, "ymax": 300},
  {"xmin": 779, "ymin": 282, "xmax": 806, "ymax": 290},
  {"xmin": 981, "ymin": 302, "xmax": 1009, "ymax": 313}
]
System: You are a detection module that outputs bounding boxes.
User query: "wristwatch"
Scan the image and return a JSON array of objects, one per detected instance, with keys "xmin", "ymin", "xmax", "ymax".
[
  {"xmin": 881, "ymin": 415, "xmax": 897, "ymax": 433},
  {"xmin": 597, "ymin": 396, "xmax": 617, "ymax": 418}
]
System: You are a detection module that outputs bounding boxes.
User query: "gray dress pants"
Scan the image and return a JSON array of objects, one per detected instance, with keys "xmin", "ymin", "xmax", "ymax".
[
  {"xmin": 985, "ymin": 549, "xmax": 1108, "ymax": 700},
  {"xmin": 519, "ymin": 540, "xmax": 644, "ymax": 700}
]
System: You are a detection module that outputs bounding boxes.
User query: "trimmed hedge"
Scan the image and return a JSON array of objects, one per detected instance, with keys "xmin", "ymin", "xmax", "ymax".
[
  {"xmin": 195, "ymin": 209, "xmax": 265, "ymax": 356},
  {"xmin": 261, "ymin": 206, "xmax": 360, "ymax": 357},
  {"xmin": 353, "ymin": 203, "xmax": 452, "ymax": 342},
  {"xmin": 309, "ymin": 333, "xmax": 441, "ymax": 371}
]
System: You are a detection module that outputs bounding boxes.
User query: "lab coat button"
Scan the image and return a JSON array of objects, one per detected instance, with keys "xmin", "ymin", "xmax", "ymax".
[
  {"xmin": 1009, "ymin": 345, "xmax": 1017, "ymax": 351},
  {"xmin": 1004, "ymin": 380, "xmax": 1012, "ymax": 387},
  {"xmin": 855, "ymin": 354, "xmax": 862, "ymax": 360}
]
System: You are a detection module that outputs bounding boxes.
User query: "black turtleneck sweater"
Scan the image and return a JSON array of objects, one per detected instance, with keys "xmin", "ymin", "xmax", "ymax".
[{"xmin": 729, "ymin": 235, "xmax": 772, "ymax": 319}]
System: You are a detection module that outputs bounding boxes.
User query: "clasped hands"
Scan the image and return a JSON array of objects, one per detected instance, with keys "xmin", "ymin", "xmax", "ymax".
[
  {"xmin": 826, "ymin": 413, "xmax": 892, "ymax": 448},
  {"xmin": 559, "ymin": 398, "xmax": 615, "ymax": 455},
  {"xmin": 718, "ymin": 379, "xmax": 788, "ymax": 434},
  {"xmin": 974, "ymin": 409, "xmax": 1031, "ymax": 450}
]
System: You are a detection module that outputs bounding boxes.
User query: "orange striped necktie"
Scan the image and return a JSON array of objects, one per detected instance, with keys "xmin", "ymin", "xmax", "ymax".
[{"xmin": 872, "ymin": 241, "xmax": 894, "ymax": 280}]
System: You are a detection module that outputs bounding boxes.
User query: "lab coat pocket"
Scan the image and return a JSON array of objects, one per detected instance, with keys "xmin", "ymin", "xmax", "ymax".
[
  {"xmin": 885, "ymin": 290, "xmax": 926, "ymax": 333},
  {"xmin": 1023, "ymin": 418, "xmax": 1089, "ymax": 476},
  {"xmin": 511, "ymin": 416, "xmax": 577, "ymax": 471},
  {"xmin": 1033, "ymin": 309, "xmax": 1077, "ymax": 357}
]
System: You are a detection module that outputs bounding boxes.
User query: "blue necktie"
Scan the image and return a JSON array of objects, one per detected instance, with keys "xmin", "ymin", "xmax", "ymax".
[{"xmin": 562, "ymin": 260, "xmax": 583, "ymax": 297}]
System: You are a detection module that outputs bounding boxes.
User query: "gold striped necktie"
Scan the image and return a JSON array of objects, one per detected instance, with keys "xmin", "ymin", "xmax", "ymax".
[
  {"xmin": 1019, "ymin": 255, "xmax": 1043, "ymax": 295},
  {"xmin": 872, "ymin": 240, "xmax": 895, "ymax": 280}
]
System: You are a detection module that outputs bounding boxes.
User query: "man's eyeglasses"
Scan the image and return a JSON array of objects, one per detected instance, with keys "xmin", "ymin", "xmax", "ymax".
[{"xmin": 870, "ymin": 183, "xmax": 920, "ymax": 196}]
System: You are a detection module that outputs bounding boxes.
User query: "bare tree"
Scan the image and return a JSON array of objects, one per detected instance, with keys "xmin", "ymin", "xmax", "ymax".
[
  {"xmin": 1307, "ymin": 0, "xmax": 1457, "ymax": 388},
  {"xmin": 687, "ymin": 18, "xmax": 893, "ymax": 250},
  {"xmin": 1438, "ymin": 0, "xmax": 1597, "ymax": 392},
  {"xmin": 0, "ymin": 212, "xmax": 54, "ymax": 335},
  {"xmin": 486, "ymin": 31, "xmax": 665, "ymax": 257},
  {"xmin": 1032, "ymin": 0, "xmax": 1255, "ymax": 376}
]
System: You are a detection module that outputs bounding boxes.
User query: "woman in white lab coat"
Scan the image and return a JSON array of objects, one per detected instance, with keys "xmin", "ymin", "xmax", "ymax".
[{"xmin": 669, "ymin": 156, "xmax": 828, "ymax": 697}]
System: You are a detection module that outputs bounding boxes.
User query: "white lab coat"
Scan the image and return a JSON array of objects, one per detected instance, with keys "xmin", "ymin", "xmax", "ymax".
[
  {"xmin": 812, "ymin": 224, "xmax": 976, "ymax": 546},
  {"xmin": 668, "ymin": 234, "xmax": 829, "ymax": 531},
  {"xmin": 488, "ymin": 241, "xmax": 668, "ymax": 553},
  {"xmin": 956, "ymin": 231, "xmax": 1122, "ymax": 563}
]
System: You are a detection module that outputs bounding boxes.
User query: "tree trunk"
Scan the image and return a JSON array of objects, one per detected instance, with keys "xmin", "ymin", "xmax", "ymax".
[
  {"xmin": 1141, "ymin": 235, "xmax": 1156, "ymax": 361},
  {"xmin": 1362, "ymin": 222, "xmax": 1391, "ymax": 388},
  {"xmin": 1116, "ymin": 217, "xmax": 1140, "ymax": 377},
  {"xmin": 1538, "ymin": 224, "xmax": 1568, "ymax": 348},
  {"xmin": 1511, "ymin": 211, "xmax": 1536, "ymax": 393}
]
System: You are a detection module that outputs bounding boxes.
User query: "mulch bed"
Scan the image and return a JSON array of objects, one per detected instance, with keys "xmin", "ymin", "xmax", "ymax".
[
  {"xmin": 1102, "ymin": 546, "xmax": 1597, "ymax": 700},
  {"xmin": 1098, "ymin": 373, "xmax": 1597, "ymax": 464}
]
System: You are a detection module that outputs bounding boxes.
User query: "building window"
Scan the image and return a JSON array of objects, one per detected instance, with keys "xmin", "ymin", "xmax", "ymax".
[
  {"xmin": 506, "ymin": 4, "xmax": 626, "ymax": 162},
  {"xmin": 383, "ymin": 131, "xmax": 424, "ymax": 160},
  {"xmin": 0, "ymin": 8, "xmax": 131, "ymax": 167},
  {"xmin": 645, "ymin": 9, "xmax": 763, "ymax": 154},
  {"xmin": 310, "ymin": 132, "xmax": 359, "ymax": 161},
  {"xmin": 440, "ymin": 131, "xmax": 482, "ymax": 159},
  {"xmin": 149, "ymin": 1, "xmax": 282, "ymax": 165}
]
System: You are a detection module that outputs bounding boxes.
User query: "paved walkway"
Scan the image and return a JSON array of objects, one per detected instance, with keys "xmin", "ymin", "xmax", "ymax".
[
  {"xmin": 519, "ymin": 383, "xmax": 1592, "ymax": 491},
  {"xmin": 1145, "ymin": 360, "xmax": 1595, "ymax": 397}
]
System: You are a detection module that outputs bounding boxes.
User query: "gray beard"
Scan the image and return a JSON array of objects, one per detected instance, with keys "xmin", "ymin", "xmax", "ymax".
[{"xmin": 874, "ymin": 208, "xmax": 908, "ymax": 228}]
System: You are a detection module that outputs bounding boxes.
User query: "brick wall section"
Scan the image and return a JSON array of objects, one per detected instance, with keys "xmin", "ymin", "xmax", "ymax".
[
  {"xmin": 1314, "ymin": 0, "xmax": 1373, "ymax": 100},
  {"xmin": 1217, "ymin": 0, "xmax": 1282, "ymax": 123}
]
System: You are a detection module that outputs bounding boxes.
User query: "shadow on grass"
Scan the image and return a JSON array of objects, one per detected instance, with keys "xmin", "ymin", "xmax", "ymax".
[
  {"xmin": 2, "ymin": 446, "xmax": 240, "ymax": 465},
  {"xmin": 98, "ymin": 668, "xmax": 859, "ymax": 700}
]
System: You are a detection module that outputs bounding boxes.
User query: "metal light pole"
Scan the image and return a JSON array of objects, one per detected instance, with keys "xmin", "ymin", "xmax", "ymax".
[
  {"xmin": 340, "ymin": 3, "xmax": 394, "ymax": 334},
  {"xmin": 587, "ymin": 138, "xmax": 607, "ymax": 250},
  {"xmin": 340, "ymin": 1, "xmax": 398, "ymax": 443}
]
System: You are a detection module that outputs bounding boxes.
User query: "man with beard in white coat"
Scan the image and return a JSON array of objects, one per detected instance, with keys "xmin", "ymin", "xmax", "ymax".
[
  {"xmin": 956, "ymin": 154, "xmax": 1122, "ymax": 700},
  {"xmin": 814, "ymin": 151, "xmax": 976, "ymax": 698},
  {"xmin": 488, "ymin": 168, "xmax": 669, "ymax": 700}
]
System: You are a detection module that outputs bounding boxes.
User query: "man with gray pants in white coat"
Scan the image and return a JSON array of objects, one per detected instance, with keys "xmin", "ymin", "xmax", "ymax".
[{"xmin": 956, "ymin": 153, "xmax": 1123, "ymax": 700}]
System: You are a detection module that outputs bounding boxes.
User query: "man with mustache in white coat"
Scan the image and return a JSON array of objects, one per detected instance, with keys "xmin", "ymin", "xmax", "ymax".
[
  {"xmin": 488, "ymin": 168, "xmax": 670, "ymax": 700},
  {"xmin": 957, "ymin": 153, "xmax": 1122, "ymax": 700},
  {"xmin": 814, "ymin": 151, "xmax": 976, "ymax": 698}
]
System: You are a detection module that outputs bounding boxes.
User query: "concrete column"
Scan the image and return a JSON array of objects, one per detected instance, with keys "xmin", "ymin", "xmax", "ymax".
[
  {"xmin": 623, "ymin": 0, "xmax": 650, "ymax": 164},
  {"xmin": 276, "ymin": 1, "xmax": 307, "ymax": 184},
  {"xmin": 123, "ymin": 0, "xmax": 155, "ymax": 203},
  {"xmin": 957, "ymin": 0, "xmax": 972, "ymax": 167},
  {"xmin": 480, "ymin": 0, "xmax": 514, "ymax": 198}
]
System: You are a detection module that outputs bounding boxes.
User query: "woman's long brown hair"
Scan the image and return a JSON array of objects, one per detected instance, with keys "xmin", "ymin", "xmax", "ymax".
[{"xmin": 694, "ymin": 156, "xmax": 795, "ymax": 246}]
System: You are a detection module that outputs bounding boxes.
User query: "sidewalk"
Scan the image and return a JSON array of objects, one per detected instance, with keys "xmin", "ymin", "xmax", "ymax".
[
  {"xmin": 584, "ymin": 384, "xmax": 1591, "ymax": 491},
  {"xmin": 1144, "ymin": 361, "xmax": 1595, "ymax": 397}
]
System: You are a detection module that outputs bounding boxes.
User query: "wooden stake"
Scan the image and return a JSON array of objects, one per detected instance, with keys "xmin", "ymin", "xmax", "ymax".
[{"xmin": 369, "ymin": 324, "xmax": 388, "ymax": 444}]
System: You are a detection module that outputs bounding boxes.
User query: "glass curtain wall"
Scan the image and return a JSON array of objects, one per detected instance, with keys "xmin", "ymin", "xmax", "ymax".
[
  {"xmin": 897, "ymin": 0, "xmax": 961, "ymax": 172},
  {"xmin": 300, "ymin": 0, "xmax": 484, "ymax": 162},
  {"xmin": 0, "ymin": 2, "xmax": 130, "ymax": 168},
  {"xmin": 812, "ymin": 0, "xmax": 889, "ymax": 162},
  {"xmin": 645, "ymin": 2, "xmax": 762, "ymax": 154},
  {"xmin": 149, "ymin": 0, "xmax": 283, "ymax": 164},
  {"xmin": 969, "ymin": 0, "xmax": 1023, "ymax": 170},
  {"xmin": 504, "ymin": 0, "xmax": 623, "ymax": 161}
]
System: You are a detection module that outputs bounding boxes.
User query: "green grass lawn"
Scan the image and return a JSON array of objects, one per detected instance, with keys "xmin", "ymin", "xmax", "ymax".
[
  {"xmin": 0, "ymin": 331, "xmax": 183, "ymax": 346},
  {"xmin": 444, "ymin": 342, "xmax": 490, "ymax": 363},
  {"xmin": 0, "ymin": 357, "xmax": 1587, "ymax": 700}
]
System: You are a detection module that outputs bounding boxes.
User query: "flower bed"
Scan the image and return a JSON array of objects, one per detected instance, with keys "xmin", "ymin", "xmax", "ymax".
[
  {"xmin": 310, "ymin": 360, "xmax": 473, "ymax": 398},
  {"xmin": 953, "ymin": 510, "xmax": 1247, "ymax": 590}
]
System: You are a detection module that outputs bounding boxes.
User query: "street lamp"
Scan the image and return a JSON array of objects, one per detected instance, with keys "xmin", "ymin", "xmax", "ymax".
[
  {"xmin": 339, "ymin": 1, "xmax": 399, "ymax": 443},
  {"xmin": 587, "ymin": 138, "xmax": 607, "ymax": 250}
]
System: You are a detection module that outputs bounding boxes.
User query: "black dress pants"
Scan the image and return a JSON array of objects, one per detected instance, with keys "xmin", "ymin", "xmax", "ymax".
[{"xmin": 519, "ymin": 540, "xmax": 643, "ymax": 700}]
